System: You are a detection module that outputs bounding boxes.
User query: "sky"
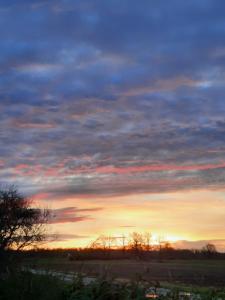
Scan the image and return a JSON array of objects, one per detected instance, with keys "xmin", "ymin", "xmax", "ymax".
[{"xmin": 1, "ymin": 0, "xmax": 225, "ymax": 250}]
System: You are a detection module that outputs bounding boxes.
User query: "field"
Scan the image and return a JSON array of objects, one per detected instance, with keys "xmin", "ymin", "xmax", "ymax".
[{"xmin": 26, "ymin": 258, "xmax": 225, "ymax": 287}]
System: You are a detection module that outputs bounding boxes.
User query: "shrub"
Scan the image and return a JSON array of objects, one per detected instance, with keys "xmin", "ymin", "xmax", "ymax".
[{"xmin": 0, "ymin": 271, "xmax": 64, "ymax": 300}]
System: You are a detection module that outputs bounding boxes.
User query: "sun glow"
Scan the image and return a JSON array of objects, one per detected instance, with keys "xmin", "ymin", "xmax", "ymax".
[{"xmin": 150, "ymin": 233, "xmax": 183, "ymax": 245}]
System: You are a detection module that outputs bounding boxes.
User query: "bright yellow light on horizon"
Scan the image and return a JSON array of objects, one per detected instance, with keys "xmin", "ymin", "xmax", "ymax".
[{"xmin": 148, "ymin": 233, "xmax": 183, "ymax": 245}]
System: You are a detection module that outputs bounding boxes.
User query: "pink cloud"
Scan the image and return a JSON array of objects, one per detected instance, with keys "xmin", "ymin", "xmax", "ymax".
[
  {"xmin": 12, "ymin": 120, "xmax": 57, "ymax": 129},
  {"xmin": 12, "ymin": 158, "xmax": 225, "ymax": 180},
  {"xmin": 92, "ymin": 162, "xmax": 225, "ymax": 174}
]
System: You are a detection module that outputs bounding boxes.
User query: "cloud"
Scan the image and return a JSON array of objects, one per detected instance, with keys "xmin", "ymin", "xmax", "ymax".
[
  {"xmin": 1, "ymin": 0, "xmax": 225, "ymax": 200},
  {"xmin": 173, "ymin": 239, "xmax": 225, "ymax": 252},
  {"xmin": 46, "ymin": 234, "xmax": 89, "ymax": 242},
  {"xmin": 49, "ymin": 206, "xmax": 103, "ymax": 224}
]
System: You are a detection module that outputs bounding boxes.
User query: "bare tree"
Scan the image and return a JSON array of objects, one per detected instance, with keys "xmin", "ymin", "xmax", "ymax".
[
  {"xmin": 129, "ymin": 232, "xmax": 144, "ymax": 258},
  {"xmin": 90, "ymin": 235, "xmax": 117, "ymax": 250},
  {"xmin": 143, "ymin": 232, "xmax": 152, "ymax": 251},
  {"xmin": 0, "ymin": 187, "xmax": 49, "ymax": 255},
  {"xmin": 201, "ymin": 243, "xmax": 217, "ymax": 258},
  {"xmin": 121, "ymin": 234, "xmax": 127, "ymax": 252}
]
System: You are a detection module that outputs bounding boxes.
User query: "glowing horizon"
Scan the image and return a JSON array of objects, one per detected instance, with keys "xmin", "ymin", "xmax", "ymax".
[{"xmin": 36, "ymin": 189, "xmax": 225, "ymax": 251}]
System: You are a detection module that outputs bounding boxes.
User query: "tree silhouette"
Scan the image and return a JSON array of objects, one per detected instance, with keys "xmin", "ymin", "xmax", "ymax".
[
  {"xmin": 0, "ymin": 187, "xmax": 49, "ymax": 255},
  {"xmin": 201, "ymin": 243, "xmax": 217, "ymax": 258},
  {"xmin": 129, "ymin": 232, "xmax": 144, "ymax": 258}
]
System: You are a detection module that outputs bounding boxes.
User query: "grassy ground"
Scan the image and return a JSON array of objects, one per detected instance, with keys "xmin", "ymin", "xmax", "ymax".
[{"xmin": 25, "ymin": 258, "xmax": 225, "ymax": 287}]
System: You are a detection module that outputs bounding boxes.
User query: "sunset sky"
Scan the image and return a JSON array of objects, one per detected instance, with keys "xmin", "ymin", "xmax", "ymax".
[{"xmin": 1, "ymin": 0, "xmax": 225, "ymax": 250}]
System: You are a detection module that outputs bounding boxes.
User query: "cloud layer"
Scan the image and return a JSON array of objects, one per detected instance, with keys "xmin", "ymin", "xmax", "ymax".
[
  {"xmin": 0, "ymin": 1, "xmax": 225, "ymax": 246},
  {"xmin": 1, "ymin": 1, "xmax": 225, "ymax": 198}
]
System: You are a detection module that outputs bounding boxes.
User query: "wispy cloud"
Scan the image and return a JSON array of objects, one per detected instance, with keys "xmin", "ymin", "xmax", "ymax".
[
  {"xmin": 49, "ymin": 207, "xmax": 103, "ymax": 224},
  {"xmin": 46, "ymin": 234, "xmax": 89, "ymax": 242}
]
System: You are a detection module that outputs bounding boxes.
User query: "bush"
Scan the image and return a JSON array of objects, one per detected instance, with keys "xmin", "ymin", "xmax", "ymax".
[
  {"xmin": 0, "ymin": 271, "xmax": 64, "ymax": 300},
  {"xmin": 2, "ymin": 271, "xmax": 224, "ymax": 300},
  {"xmin": 63, "ymin": 276, "xmax": 146, "ymax": 300},
  {"xmin": 0, "ymin": 272, "xmax": 146, "ymax": 300}
]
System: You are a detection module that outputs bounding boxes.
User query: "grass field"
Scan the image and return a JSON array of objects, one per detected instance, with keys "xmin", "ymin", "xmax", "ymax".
[{"xmin": 26, "ymin": 258, "xmax": 225, "ymax": 287}]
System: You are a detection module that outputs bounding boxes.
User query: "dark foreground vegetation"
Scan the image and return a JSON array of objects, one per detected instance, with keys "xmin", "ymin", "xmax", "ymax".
[{"xmin": 1, "ymin": 270, "xmax": 225, "ymax": 300}]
